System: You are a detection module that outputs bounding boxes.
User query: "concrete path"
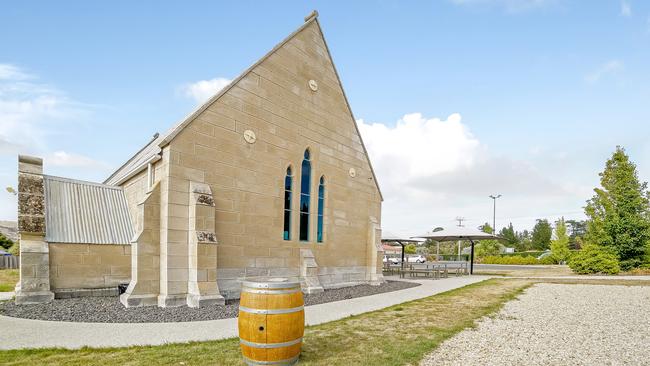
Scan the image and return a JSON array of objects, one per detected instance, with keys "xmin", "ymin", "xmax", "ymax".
[
  {"xmin": 0, "ymin": 275, "xmax": 490, "ymax": 350},
  {"xmin": 0, "ymin": 292, "xmax": 13, "ymax": 301}
]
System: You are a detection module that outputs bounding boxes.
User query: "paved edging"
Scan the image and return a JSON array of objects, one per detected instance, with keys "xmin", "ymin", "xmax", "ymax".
[
  {"xmin": 0, "ymin": 292, "xmax": 13, "ymax": 301},
  {"xmin": 0, "ymin": 276, "xmax": 491, "ymax": 350}
]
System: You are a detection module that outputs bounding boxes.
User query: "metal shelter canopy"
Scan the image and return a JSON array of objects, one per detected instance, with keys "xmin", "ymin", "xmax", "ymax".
[
  {"xmin": 381, "ymin": 231, "xmax": 421, "ymax": 268},
  {"xmin": 412, "ymin": 227, "xmax": 503, "ymax": 275}
]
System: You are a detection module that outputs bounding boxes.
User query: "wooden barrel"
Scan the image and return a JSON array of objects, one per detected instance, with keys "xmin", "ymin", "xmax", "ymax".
[{"xmin": 238, "ymin": 279, "xmax": 304, "ymax": 366}]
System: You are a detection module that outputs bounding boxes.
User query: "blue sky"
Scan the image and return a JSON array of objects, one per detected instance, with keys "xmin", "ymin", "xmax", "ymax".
[{"xmin": 2, "ymin": 0, "xmax": 650, "ymax": 234}]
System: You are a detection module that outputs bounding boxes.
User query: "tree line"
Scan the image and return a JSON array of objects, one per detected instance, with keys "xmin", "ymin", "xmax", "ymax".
[{"xmin": 486, "ymin": 219, "xmax": 586, "ymax": 252}]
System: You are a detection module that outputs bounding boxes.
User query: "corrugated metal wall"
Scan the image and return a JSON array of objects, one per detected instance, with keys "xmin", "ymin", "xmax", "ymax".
[{"xmin": 44, "ymin": 176, "xmax": 134, "ymax": 245}]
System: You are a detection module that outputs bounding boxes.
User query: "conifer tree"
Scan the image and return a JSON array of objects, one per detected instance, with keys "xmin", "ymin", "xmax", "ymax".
[
  {"xmin": 550, "ymin": 218, "xmax": 571, "ymax": 263},
  {"xmin": 585, "ymin": 146, "xmax": 650, "ymax": 270}
]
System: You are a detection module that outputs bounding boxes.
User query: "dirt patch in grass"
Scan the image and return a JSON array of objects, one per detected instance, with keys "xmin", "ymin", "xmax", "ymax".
[
  {"xmin": 474, "ymin": 266, "xmax": 574, "ymax": 277},
  {"xmin": 476, "ymin": 265, "xmax": 650, "ymax": 278},
  {"xmin": 622, "ymin": 268, "xmax": 650, "ymax": 276},
  {"xmin": 534, "ymin": 278, "xmax": 650, "ymax": 286},
  {"xmin": 0, "ymin": 279, "xmax": 533, "ymax": 366},
  {"xmin": 0, "ymin": 269, "xmax": 18, "ymax": 292}
]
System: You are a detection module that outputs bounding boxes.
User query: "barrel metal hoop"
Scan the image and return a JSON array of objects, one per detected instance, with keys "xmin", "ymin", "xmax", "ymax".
[
  {"xmin": 241, "ymin": 281, "xmax": 301, "ymax": 289},
  {"xmin": 240, "ymin": 337, "xmax": 303, "ymax": 349},
  {"xmin": 239, "ymin": 305, "xmax": 304, "ymax": 315},
  {"xmin": 242, "ymin": 355, "xmax": 299, "ymax": 366},
  {"xmin": 242, "ymin": 288, "xmax": 302, "ymax": 295}
]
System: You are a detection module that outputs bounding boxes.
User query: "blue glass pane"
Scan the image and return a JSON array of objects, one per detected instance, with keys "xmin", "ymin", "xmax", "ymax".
[
  {"xmin": 300, "ymin": 194, "xmax": 310, "ymax": 213},
  {"xmin": 318, "ymin": 185, "xmax": 324, "ymax": 199},
  {"xmin": 285, "ymin": 175, "xmax": 292, "ymax": 191},
  {"xmin": 283, "ymin": 210, "xmax": 291, "ymax": 240},
  {"xmin": 317, "ymin": 215, "xmax": 323, "ymax": 243},
  {"xmin": 284, "ymin": 191, "xmax": 292, "ymax": 209},
  {"xmin": 318, "ymin": 197, "xmax": 324, "ymax": 215},
  {"xmin": 301, "ymin": 161, "xmax": 311, "ymax": 193},
  {"xmin": 300, "ymin": 213, "xmax": 309, "ymax": 241},
  {"xmin": 304, "ymin": 149, "xmax": 310, "ymax": 160}
]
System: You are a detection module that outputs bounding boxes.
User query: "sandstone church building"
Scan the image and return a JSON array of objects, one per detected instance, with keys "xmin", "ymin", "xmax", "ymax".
[{"xmin": 15, "ymin": 11, "xmax": 385, "ymax": 307}]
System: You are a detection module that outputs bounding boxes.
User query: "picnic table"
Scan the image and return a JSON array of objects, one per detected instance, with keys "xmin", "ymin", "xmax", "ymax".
[{"xmin": 398, "ymin": 261, "xmax": 469, "ymax": 279}]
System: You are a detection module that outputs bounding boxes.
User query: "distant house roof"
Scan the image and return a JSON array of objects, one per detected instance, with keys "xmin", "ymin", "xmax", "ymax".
[
  {"xmin": 44, "ymin": 175, "xmax": 134, "ymax": 245},
  {"xmin": 382, "ymin": 244, "xmax": 401, "ymax": 253}
]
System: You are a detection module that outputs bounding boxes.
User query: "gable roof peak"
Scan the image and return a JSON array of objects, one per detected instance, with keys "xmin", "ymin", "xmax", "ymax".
[{"xmin": 304, "ymin": 10, "xmax": 318, "ymax": 22}]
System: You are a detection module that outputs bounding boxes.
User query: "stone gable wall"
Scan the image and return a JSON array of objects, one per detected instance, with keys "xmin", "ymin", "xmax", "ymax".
[{"xmin": 166, "ymin": 21, "xmax": 382, "ymax": 297}]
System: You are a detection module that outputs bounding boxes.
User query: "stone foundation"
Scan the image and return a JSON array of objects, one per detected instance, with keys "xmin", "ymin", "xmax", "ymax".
[
  {"xmin": 55, "ymin": 287, "xmax": 119, "ymax": 299},
  {"xmin": 216, "ymin": 265, "xmax": 373, "ymax": 300}
]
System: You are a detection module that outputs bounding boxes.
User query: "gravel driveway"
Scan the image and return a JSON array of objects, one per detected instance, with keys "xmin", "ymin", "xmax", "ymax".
[{"xmin": 421, "ymin": 283, "xmax": 650, "ymax": 366}]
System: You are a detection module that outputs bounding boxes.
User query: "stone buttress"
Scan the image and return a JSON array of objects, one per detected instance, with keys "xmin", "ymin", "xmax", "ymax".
[{"xmin": 15, "ymin": 155, "xmax": 55, "ymax": 304}]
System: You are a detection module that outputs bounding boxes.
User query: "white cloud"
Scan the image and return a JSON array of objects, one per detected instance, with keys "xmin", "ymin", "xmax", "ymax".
[
  {"xmin": 358, "ymin": 113, "xmax": 481, "ymax": 194},
  {"xmin": 180, "ymin": 77, "xmax": 232, "ymax": 104},
  {"xmin": 0, "ymin": 64, "xmax": 33, "ymax": 81},
  {"xmin": 0, "ymin": 64, "xmax": 88, "ymax": 152},
  {"xmin": 450, "ymin": 0, "xmax": 559, "ymax": 13},
  {"xmin": 620, "ymin": 0, "xmax": 631, "ymax": 16},
  {"xmin": 357, "ymin": 113, "xmax": 586, "ymax": 233},
  {"xmin": 584, "ymin": 60, "xmax": 624, "ymax": 84},
  {"xmin": 0, "ymin": 64, "xmax": 109, "ymax": 220},
  {"xmin": 47, "ymin": 151, "xmax": 109, "ymax": 169}
]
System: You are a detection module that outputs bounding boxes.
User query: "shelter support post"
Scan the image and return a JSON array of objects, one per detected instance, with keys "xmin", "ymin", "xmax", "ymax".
[{"xmin": 469, "ymin": 239, "xmax": 475, "ymax": 275}]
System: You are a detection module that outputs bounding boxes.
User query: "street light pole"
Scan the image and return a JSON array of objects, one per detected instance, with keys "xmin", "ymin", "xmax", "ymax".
[{"xmin": 489, "ymin": 194, "xmax": 502, "ymax": 234}]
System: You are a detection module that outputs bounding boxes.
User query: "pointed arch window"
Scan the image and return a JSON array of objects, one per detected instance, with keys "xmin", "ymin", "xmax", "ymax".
[
  {"xmin": 283, "ymin": 166, "xmax": 292, "ymax": 240},
  {"xmin": 299, "ymin": 149, "xmax": 311, "ymax": 241},
  {"xmin": 317, "ymin": 176, "xmax": 325, "ymax": 243}
]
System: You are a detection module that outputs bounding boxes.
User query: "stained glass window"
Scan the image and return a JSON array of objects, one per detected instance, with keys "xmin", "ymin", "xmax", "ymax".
[{"xmin": 299, "ymin": 149, "xmax": 311, "ymax": 241}]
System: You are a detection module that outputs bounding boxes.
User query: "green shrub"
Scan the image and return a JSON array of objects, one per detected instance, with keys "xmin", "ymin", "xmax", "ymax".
[
  {"xmin": 568, "ymin": 245, "xmax": 620, "ymax": 275},
  {"xmin": 8, "ymin": 242, "xmax": 19, "ymax": 256},
  {"xmin": 538, "ymin": 255, "xmax": 557, "ymax": 265},
  {"xmin": 498, "ymin": 251, "xmax": 547, "ymax": 258},
  {"xmin": 474, "ymin": 240, "xmax": 504, "ymax": 258},
  {"xmin": 480, "ymin": 255, "xmax": 540, "ymax": 265}
]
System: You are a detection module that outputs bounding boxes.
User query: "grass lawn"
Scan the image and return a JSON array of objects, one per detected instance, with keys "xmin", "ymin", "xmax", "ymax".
[
  {"xmin": 0, "ymin": 269, "xmax": 18, "ymax": 292},
  {"xmin": 0, "ymin": 278, "xmax": 532, "ymax": 366}
]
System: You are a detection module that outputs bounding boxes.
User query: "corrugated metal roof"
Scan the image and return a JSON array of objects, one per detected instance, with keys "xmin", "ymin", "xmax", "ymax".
[{"xmin": 44, "ymin": 175, "xmax": 134, "ymax": 245}]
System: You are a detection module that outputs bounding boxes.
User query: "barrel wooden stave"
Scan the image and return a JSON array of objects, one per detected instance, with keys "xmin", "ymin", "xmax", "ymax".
[{"xmin": 238, "ymin": 281, "xmax": 304, "ymax": 365}]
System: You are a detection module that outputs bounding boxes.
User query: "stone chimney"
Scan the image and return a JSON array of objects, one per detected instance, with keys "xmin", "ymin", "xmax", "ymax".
[{"xmin": 15, "ymin": 155, "xmax": 54, "ymax": 304}]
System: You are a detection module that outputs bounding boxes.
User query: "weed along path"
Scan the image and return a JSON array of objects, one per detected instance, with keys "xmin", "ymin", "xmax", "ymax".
[
  {"xmin": 0, "ymin": 278, "xmax": 531, "ymax": 366},
  {"xmin": 0, "ymin": 276, "xmax": 489, "ymax": 350}
]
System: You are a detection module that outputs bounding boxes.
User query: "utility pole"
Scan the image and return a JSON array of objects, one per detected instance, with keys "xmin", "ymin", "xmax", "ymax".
[
  {"xmin": 455, "ymin": 217, "xmax": 465, "ymax": 260},
  {"xmin": 489, "ymin": 194, "xmax": 502, "ymax": 234}
]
